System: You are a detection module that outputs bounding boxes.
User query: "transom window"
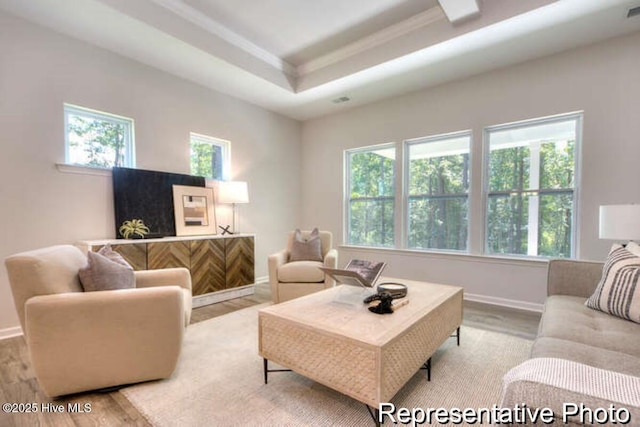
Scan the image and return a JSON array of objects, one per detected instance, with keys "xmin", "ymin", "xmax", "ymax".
[
  {"xmin": 346, "ymin": 144, "xmax": 396, "ymax": 247},
  {"xmin": 190, "ymin": 133, "xmax": 230, "ymax": 180},
  {"xmin": 64, "ymin": 104, "xmax": 135, "ymax": 168},
  {"xmin": 406, "ymin": 132, "xmax": 471, "ymax": 251},
  {"xmin": 485, "ymin": 113, "xmax": 581, "ymax": 258}
]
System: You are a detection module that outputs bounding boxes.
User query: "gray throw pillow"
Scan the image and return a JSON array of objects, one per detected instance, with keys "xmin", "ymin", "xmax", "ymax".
[
  {"xmin": 585, "ymin": 244, "xmax": 640, "ymax": 323},
  {"xmin": 79, "ymin": 249, "xmax": 135, "ymax": 292},
  {"xmin": 289, "ymin": 228, "xmax": 323, "ymax": 262},
  {"xmin": 98, "ymin": 244, "xmax": 131, "ymax": 267}
]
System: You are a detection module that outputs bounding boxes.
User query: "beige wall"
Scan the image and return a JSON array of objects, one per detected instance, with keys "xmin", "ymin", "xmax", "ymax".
[
  {"xmin": 0, "ymin": 11, "xmax": 302, "ymax": 334},
  {"xmin": 301, "ymin": 30, "xmax": 640, "ymax": 308}
]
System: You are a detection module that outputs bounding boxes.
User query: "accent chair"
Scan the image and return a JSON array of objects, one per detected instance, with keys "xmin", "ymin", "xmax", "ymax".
[
  {"xmin": 4, "ymin": 244, "xmax": 192, "ymax": 397},
  {"xmin": 268, "ymin": 230, "xmax": 338, "ymax": 303}
]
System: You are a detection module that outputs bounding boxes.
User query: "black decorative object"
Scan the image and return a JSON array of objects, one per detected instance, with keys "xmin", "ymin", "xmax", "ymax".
[
  {"xmin": 368, "ymin": 293, "xmax": 395, "ymax": 314},
  {"xmin": 219, "ymin": 225, "xmax": 233, "ymax": 235},
  {"xmin": 112, "ymin": 167, "xmax": 205, "ymax": 239}
]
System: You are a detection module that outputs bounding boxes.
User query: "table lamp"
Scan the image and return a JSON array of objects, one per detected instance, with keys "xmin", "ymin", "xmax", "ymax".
[
  {"xmin": 217, "ymin": 181, "xmax": 249, "ymax": 234},
  {"xmin": 599, "ymin": 204, "xmax": 640, "ymax": 242}
]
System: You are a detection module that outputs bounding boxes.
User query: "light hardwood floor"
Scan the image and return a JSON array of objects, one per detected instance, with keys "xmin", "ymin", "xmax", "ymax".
[{"xmin": 0, "ymin": 283, "xmax": 540, "ymax": 427}]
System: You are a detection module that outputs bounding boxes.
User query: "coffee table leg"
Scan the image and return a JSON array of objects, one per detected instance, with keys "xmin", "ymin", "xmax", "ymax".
[
  {"xmin": 420, "ymin": 357, "xmax": 432, "ymax": 381},
  {"xmin": 450, "ymin": 326, "xmax": 461, "ymax": 346},
  {"xmin": 426, "ymin": 357, "xmax": 431, "ymax": 381},
  {"xmin": 263, "ymin": 358, "xmax": 268, "ymax": 384},
  {"xmin": 263, "ymin": 358, "xmax": 292, "ymax": 385},
  {"xmin": 366, "ymin": 405, "xmax": 380, "ymax": 426}
]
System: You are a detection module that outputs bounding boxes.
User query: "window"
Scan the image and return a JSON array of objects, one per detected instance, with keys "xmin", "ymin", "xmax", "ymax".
[
  {"xmin": 406, "ymin": 132, "xmax": 471, "ymax": 251},
  {"xmin": 190, "ymin": 133, "xmax": 230, "ymax": 180},
  {"xmin": 346, "ymin": 144, "xmax": 395, "ymax": 247},
  {"xmin": 64, "ymin": 104, "xmax": 134, "ymax": 168},
  {"xmin": 485, "ymin": 113, "xmax": 581, "ymax": 258}
]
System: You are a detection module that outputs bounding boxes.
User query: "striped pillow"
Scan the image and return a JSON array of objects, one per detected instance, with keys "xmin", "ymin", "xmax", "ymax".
[{"xmin": 586, "ymin": 244, "xmax": 640, "ymax": 323}]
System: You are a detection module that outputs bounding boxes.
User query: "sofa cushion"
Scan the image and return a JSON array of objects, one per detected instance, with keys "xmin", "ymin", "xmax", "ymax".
[
  {"xmin": 532, "ymin": 337, "xmax": 640, "ymax": 377},
  {"xmin": 289, "ymin": 228, "xmax": 323, "ymax": 262},
  {"xmin": 277, "ymin": 261, "xmax": 324, "ymax": 283},
  {"xmin": 539, "ymin": 295, "xmax": 640, "ymax": 357},
  {"xmin": 585, "ymin": 244, "xmax": 640, "ymax": 323},
  {"xmin": 79, "ymin": 250, "xmax": 135, "ymax": 292}
]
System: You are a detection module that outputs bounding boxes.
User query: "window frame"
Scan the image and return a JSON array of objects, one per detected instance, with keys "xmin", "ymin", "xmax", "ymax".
[
  {"xmin": 403, "ymin": 130, "xmax": 472, "ymax": 253},
  {"xmin": 63, "ymin": 103, "xmax": 135, "ymax": 169},
  {"xmin": 189, "ymin": 132, "xmax": 231, "ymax": 181},
  {"xmin": 344, "ymin": 142, "xmax": 397, "ymax": 248},
  {"xmin": 482, "ymin": 112, "xmax": 582, "ymax": 259}
]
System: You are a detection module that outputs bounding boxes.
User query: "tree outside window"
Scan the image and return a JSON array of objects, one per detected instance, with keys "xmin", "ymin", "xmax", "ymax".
[
  {"xmin": 190, "ymin": 133, "xmax": 230, "ymax": 180},
  {"xmin": 64, "ymin": 104, "xmax": 134, "ymax": 168},
  {"xmin": 406, "ymin": 133, "xmax": 470, "ymax": 251},
  {"xmin": 485, "ymin": 114, "xmax": 580, "ymax": 258},
  {"xmin": 346, "ymin": 145, "xmax": 395, "ymax": 247}
]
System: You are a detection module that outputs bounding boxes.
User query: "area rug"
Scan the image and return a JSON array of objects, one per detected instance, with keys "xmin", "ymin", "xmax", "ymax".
[{"xmin": 120, "ymin": 303, "xmax": 532, "ymax": 426}]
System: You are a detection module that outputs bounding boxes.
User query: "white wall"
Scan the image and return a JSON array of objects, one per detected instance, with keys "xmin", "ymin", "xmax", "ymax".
[
  {"xmin": 0, "ymin": 11, "xmax": 302, "ymax": 334},
  {"xmin": 301, "ymin": 30, "xmax": 640, "ymax": 308}
]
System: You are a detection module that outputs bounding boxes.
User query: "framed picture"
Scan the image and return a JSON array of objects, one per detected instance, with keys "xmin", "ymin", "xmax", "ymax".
[{"xmin": 172, "ymin": 185, "xmax": 217, "ymax": 236}]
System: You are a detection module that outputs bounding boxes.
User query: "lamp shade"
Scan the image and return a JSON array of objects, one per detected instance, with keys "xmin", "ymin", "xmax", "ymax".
[
  {"xmin": 599, "ymin": 204, "xmax": 640, "ymax": 240},
  {"xmin": 216, "ymin": 181, "xmax": 249, "ymax": 204}
]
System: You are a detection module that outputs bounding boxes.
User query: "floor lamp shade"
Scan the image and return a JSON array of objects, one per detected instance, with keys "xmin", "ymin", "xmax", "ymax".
[{"xmin": 599, "ymin": 204, "xmax": 640, "ymax": 240}]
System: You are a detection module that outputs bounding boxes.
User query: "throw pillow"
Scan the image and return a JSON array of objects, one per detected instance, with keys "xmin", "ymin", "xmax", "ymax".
[
  {"xmin": 289, "ymin": 228, "xmax": 323, "ymax": 262},
  {"xmin": 626, "ymin": 241, "xmax": 640, "ymax": 257},
  {"xmin": 79, "ymin": 250, "xmax": 135, "ymax": 292},
  {"xmin": 585, "ymin": 244, "xmax": 640, "ymax": 323},
  {"xmin": 98, "ymin": 244, "xmax": 131, "ymax": 267}
]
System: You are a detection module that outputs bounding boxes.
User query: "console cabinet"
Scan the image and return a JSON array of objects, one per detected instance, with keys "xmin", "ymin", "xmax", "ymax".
[{"xmin": 77, "ymin": 234, "xmax": 255, "ymax": 305}]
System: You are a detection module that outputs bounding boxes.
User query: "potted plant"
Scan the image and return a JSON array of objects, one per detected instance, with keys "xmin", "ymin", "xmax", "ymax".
[{"xmin": 119, "ymin": 219, "xmax": 150, "ymax": 239}]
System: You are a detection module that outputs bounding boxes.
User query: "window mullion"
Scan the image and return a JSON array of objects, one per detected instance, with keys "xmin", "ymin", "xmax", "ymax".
[{"xmin": 528, "ymin": 141, "xmax": 541, "ymax": 257}]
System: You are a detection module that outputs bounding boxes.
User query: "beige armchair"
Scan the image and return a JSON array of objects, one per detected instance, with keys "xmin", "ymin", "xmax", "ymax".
[
  {"xmin": 4, "ymin": 245, "xmax": 192, "ymax": 397},
  {"xmin": 268, "ymin": 230, "xmax": 338, "ymax": 303}
]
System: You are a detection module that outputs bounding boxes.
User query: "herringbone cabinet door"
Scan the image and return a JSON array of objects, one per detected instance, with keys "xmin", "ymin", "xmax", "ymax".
[
  {"xmin": 190, "ymin": 239, "xmax": 226, "ymax": 295},
  {"xmin": 225, "ymin": 237, "xmax": 255, "ymax": 289},
  {"xmin": 147, "ymin": 241, "xmax": 190, "ymax": 270}
]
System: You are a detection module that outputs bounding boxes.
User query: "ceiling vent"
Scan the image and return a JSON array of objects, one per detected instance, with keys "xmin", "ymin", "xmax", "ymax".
[{"xmin": 628, "ymin": 6, "xmax": 640, "ymax": 18}]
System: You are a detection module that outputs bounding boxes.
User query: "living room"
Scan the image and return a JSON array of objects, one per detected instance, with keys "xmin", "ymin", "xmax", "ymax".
[{"xmin": 1, "ymin": 0, "xmax": 640, "ymax": 425}]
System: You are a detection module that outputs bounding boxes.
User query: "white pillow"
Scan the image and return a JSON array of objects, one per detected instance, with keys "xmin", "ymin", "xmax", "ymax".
[
  {"xmin": 625, "ymin": 241, "xmax": 640, "ymax": 257},
  {"xmin": 585, "ymin": 244, "xmax": 640, "ymax": 323}
]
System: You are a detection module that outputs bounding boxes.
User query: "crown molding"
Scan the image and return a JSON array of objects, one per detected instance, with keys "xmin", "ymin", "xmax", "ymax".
[
  {"xmin": 150, "ymin": 0, "xmax": 297, "ymax": 77},
  {"xmin": 296, "ymin": 6, "xmax": 447, "ymax": 77}
]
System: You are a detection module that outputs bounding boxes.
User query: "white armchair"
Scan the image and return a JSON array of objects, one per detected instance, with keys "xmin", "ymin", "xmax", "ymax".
[
  {"xmin": 268, "ymin": 230, "xmax": 338, "ymax": 303},
  {"xmin": 4, "ymin": 245, "xmax": 192, "ymax": 397}
]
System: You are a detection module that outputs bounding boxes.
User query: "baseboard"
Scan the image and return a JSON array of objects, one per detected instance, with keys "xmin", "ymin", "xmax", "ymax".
[
  {"xmin": 0, "ymin": 326, "xmax": 23, "ymax": 340},
  {"xmin": 192, "ymin": 284, "xmax": 255, "ymax": 308},
  {"xmin": 255, "ymin": 275, "xmax": 268, "ymax": 284},
  {"xmin": 464, "ymin": 292, "xmax": 543, "ymax": 313}
]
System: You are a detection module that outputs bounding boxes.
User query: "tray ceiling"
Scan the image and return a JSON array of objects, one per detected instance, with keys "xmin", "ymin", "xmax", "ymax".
[{"xmin": 1, "ymin": 0, "xmax": 639, "ymax": 120}]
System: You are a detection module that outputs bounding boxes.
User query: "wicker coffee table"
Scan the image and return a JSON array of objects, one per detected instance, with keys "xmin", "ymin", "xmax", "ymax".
[{"xmin": 258, "ymin": 278, "xmax": 463, "ymax": 422}]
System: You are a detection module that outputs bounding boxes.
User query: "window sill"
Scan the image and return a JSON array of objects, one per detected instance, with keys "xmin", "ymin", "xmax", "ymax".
[
  {"xmin": 338, "ymin": 245, "xmax": 550, "ymax": 267},
  {"xmin": 56, "ymin": 163, "xmax": 112, "ymax": 177}
]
